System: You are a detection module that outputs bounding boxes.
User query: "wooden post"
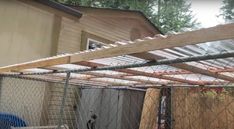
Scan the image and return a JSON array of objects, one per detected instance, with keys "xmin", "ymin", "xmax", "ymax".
[{"xmin": 139, "ymin": 88, "xmax": 160, "ymax": 129}]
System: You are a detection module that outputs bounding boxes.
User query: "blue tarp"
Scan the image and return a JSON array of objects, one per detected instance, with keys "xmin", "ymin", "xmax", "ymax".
[{"xmin": 0, "ymin": 113, "xmax": 26, "ymax": 129}]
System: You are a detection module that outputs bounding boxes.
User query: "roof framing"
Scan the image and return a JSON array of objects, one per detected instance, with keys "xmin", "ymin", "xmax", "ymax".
[
  {"xmin": 132, "ymin": 52, "xmax": 234, "ymax": 82},
  {"xmin": 1, "ymin": 23, "xmax": 234, "ymax": 73},
  {"xmin": 0, "ymin": 23, "xmax": 234, "ymax": 85}
]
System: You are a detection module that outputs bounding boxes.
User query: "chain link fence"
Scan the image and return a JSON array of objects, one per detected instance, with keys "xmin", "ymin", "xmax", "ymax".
[{"xmin": 0, "ymin": 75, "xmax": 233, "ymax": 129}]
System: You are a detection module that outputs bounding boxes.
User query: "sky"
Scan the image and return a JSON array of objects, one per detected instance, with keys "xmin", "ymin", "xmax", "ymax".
[{"xmin": 189, "ymin": 0, "xmax": 225, "ymax": 27}]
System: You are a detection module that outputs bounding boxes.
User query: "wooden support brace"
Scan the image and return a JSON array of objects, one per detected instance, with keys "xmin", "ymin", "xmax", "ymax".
[
  {"xmin": 139, "ymin": 88, "xmax": 161, "ymax": 129},
  {"xmin": 0, "ymin": 23, "xmax": 234, "ymax": 72}
]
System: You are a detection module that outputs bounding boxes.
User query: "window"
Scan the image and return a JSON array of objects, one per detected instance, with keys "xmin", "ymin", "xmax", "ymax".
[
  {"xmin": 87, "ymin": 38, "xmax": 106, "ymax": 50},
  {"xmin": 81, "ymin": 31, "xmax": 112, "ymax": 51}
]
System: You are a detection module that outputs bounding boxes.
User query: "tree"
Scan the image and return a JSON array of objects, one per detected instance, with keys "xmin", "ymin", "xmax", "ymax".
[
  {"xmin": 221, "ymin": 0, "xmax": 234, "ymax": 21},
  {"xmin": 54, "ymin": 0, "xmax": 78, "ymax": 5},
  {"xmin": 54, "ymin": 0, "xmax": 199, "ymax": 33},
  {"xmin": 152, "ymin": 0, "xmax": 199, "ymax": 33}
]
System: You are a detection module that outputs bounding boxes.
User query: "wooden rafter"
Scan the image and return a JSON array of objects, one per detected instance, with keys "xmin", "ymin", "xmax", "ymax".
[
  {"xmin": 209, "ymin": 67, "xmax": 234, "ymax": 73},
  {"xmin": 83, "ymin": 71, "xmax": 168, "ymax": 85},
  {"xmin": 39, "ymin": 66, "xmax": 170, "ymax": 85},
  {"xmin": 45, "ymin": 61, "xmax": 226, "ymax": 85},
  {"xmin": 0, "ymin": 23, "xmax": 234, "ymax": 73},
  {"xmin": 69, "ymin": 23, "xmax": 234, "ymax": 63},
  {"xmin": 77, "ymin": 61, "xmax": 204, "ymax": 85},
  {"xmin": 132, "ymin": 52, "xmax": 234, "ymax": 82},
  {"xmin": 28, "ymin": 74, "xmax": 129, "ymax": 86},
  {"xmin": 120, "ymin": 70, "xmax": 189, "ymax": 76}
]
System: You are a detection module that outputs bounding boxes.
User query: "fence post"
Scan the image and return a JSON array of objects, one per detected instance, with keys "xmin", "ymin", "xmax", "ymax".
[
  {"xmin": 57, "ymin": 72, "xmax": 71, "ymax": 129},
  {"xmin": 157, "ymin": 88, "xmax": 172, "ymax": 129}
]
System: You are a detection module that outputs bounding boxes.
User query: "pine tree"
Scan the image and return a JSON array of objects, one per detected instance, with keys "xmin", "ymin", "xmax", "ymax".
[
  {"xmin": 221, "ymin": 0, "xmax": 234, "ymax": 21},
  {"xmin": 54, "ymin": 0, "xmax": 199, "ymax": 33},
  {"xmin": 152, "ymin": 0, "xmax": 199, "ymax": 33}
]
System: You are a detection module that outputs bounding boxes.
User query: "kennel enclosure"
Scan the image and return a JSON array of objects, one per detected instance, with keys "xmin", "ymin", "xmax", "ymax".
[{"xmin": 0, "ymin": 23, "xmax": 234, "ymax": 129}]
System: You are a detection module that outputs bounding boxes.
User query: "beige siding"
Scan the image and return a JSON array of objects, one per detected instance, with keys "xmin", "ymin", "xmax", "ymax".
[
  {"xmin": 58, "ymin": 17, "xmax": 82, "ymax": 53},
  {"xmin": 0, "ymin": 0, "xmax": 54, "ymax": 66},
  {"xmin": 57, "ymin": 15, "xmax": 156, "ymax": 53},
  {"xmin": 0, "ymin": 0, "xmax": 56, "ymax": 126}
]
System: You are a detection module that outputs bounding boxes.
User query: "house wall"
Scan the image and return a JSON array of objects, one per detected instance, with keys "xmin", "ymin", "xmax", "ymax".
[
  {"xmin": 0, "ymin": 0, "xmax": 54, "ymax": 66},
  {"xmin": 57, "ymin": 15, "xmax": 158, "ymax": 53},
  {"xmin": 0, "ymin": 0, "xmax": 56, "ymax": 126}
]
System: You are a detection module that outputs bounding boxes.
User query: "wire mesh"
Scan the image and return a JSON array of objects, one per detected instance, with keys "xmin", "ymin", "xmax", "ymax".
[
  {"xmin": 1, "ymin": 75, "xmax": 234, "ymax": 129},
  {"xmin": 0, "ymin": 76, "xmax": 146, "ymax": 129},
  {"xmin": 0, "ymin": 48, "xmax": 234, "ymax": 129}
]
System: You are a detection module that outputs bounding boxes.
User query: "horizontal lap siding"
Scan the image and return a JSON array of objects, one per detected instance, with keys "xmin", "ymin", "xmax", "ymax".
[
  {"xmin": 57, "ymin": 18, "xmax": 82, "ymax": 54},
  {"xmin": 57, "ymin": 15, "xmax": 155, "ymax": 54},
  {"xmin": 80, "ymin": 16, "xmax": 132, "ymax": 41}
]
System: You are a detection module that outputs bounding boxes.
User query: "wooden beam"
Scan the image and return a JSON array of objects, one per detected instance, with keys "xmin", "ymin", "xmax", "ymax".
[
  {"xmin": 0, "ymin": 23, "xmax": 234, "ymax": 72},
  {"xmin": 139, "ymin": 88, "xmax": 160, "ymax": 129},
  {"xmin": 83, "ymin": 71, "xmax": 169, "ymax": 85},
  {"xmin": 172, "ymin": 63, "xmax": 234, "ymax": 82},
  {"xmin": 0, "ymin": 56, "xmax": 70, "ymax": 72},
  {"xmin": 132, "ymin": 52, "xmax": 234, "ymax": 82},
  {"xmin": 27, "ymin": 74, "xmax": 128, "ymax": 86},
  {"xmin": 209, "ymin": 67, "xmax": 234, "ymax": 73},
  {"xmin": 70, "ymin": 23, "xmax": 234, "ymax": 63},
  {"xmin": 77, "ymin": 61, "xmax": 203, "ymax": 85},
  {"xmin": 80, "ymin": 31, "xmax": 234, "ymax": 83},
  {"xmin": 41, "ymin": 66, "xmax": 169, "ymax": 85}
]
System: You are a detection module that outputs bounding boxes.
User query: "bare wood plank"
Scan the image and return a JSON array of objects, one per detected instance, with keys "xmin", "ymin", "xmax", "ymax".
[
  {"xmin": 0, "ymin": 56, "xmax": 70, "ymax": 72},
  {"xmin": 139, "ymin": 88, "xmax": 160, "ymax": 129},
  {"xmin": 1, "ymin": 23, "xmax": 234, "ymax": 72},
  {"xmin": 43, "ymin": 66, "xmax": 169, "ymax": 85},
  {"xmin": 132, "ymin": 52, "xmax": 234, "ymax": 82},
  {"xmin": 172, "ymin": 63, "xmax": 234, "ymax": 82},
  {"xmin": 77, "ymin": 61, "xmax": 203, "ymax": 85},
  {"xmin": 70, "ymin": 23, "xmax": 234, "ymax": 63},
  {"xmin": 84, "ymin": 71, "xmax": 163, "ymax": 85}
]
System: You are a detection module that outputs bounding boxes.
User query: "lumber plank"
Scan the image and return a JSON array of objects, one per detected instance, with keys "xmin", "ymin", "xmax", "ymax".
[
  {"xmin": 1, "ymin": 23, "xmax": 234, "ymax": 72},
  {"xmin": 70, "ymin": 23, "xmax": 234, "ymax": 63},
  {"xmin": 172, "ymin": 63, "xmax": 234, "ymax": 82},
  {"xmin": 132, "ymin": 52, "xmax": 234, "ymax": 82},
  {"xmin": 139, "ymin": 88, "xmax": 160, "ymax": 129},
  {"xmin": 77, "ymin": 61, "xmax": 203, "ymax": 85},
  {"xmin": 44, "ymin": 66, "xmax": 168, "ymax": 85},
  {"xmin": 0, "ymin": 56, "xmax": 70, "ymax": 72}
]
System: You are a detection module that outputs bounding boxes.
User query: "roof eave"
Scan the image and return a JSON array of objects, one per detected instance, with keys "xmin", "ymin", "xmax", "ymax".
[
  {"xmin": 35, "ymin": 0, "xmax": 83, "ymax": 18},
  {"xmin": 65, "ymin": 5, "xmax": 163, "ymax": 34}
]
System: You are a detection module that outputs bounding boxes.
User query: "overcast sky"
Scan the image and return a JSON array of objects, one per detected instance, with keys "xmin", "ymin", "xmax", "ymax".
[{"xmin": 189, "ymin": 0, "xmax": 224, "ymax": 27}]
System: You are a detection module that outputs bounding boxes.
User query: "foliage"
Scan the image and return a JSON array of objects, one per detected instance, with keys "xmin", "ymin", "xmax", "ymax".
[
  {"xmin": 221, "ymin": 0, "xmax": 234, "ymax": 21},
  {"xmin": 54, "ymin": 0, "xmax": 199, "ymax": 33},
  {"xmin": 55, "ymin": 0, "xmax": 80, "ymax": 5},
  {"xmin": 152, "ymin": 0, "xmax": 199, "ymax": 33}
]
